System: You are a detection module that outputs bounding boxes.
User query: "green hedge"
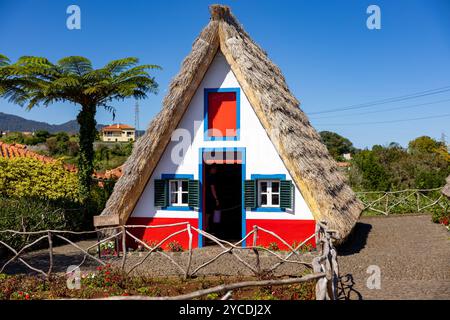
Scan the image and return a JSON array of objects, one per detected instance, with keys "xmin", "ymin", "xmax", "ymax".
[{"xmin": 0, "ymin": 157, "xmax": 79, "ymax": 202}]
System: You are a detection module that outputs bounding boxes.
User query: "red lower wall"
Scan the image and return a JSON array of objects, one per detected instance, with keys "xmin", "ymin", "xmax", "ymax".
[
  {"xmin": 126, "ymin": 217, "xmax": 198, "ymax": 250},
  {"xmin": 246, "ymin": 219, "xmax": 316, "ymax": 249},
  {"xmin": 125, "ymin": 217, "xmax": 316, "ymax": 250}
]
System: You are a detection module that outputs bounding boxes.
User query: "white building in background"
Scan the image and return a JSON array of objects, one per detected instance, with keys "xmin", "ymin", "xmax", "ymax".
[
  {"xmin": 343, "ymin": 153, "xmax": 352, "ymax": 161},
  {"xmin": 100, "ymin": 124, "xmax": 135, "ymax": 142}
]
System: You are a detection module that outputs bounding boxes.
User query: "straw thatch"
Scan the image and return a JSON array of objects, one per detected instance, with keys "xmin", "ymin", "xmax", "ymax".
[
  {"xmin": 95, "ymin": 4, "xmax": 363, "ymax": 241},
  {"xmin": 443, "ymin": 176, "xmax": 450, "ymax": 198}
]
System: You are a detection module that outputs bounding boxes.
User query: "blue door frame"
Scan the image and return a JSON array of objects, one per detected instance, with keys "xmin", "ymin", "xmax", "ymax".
[{"xmin": 198, "ymin": 147, "xmax": 246, "ymax": 247}]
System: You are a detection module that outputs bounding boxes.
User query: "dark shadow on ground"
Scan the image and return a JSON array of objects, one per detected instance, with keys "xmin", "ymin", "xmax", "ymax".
[
  {"xmin": 337, "ymin": 222, "xmax": 372, "ymax": 256},
  {"xmin": 0, "ymin": 252, "xmax": 106, "ymax": 275},
  {"xmin": 338, "ymin": 274, "xmax": 363, "ymax": 300}
]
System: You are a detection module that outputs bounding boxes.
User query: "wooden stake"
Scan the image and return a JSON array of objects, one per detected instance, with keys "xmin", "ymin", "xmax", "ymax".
[
  {"xmin": 47, "ymin": 231, "xmax": 53, "ymax": 277},
  {"xmin": 121, "ymin": 226, "xmax": 127, "ymax": 271}
]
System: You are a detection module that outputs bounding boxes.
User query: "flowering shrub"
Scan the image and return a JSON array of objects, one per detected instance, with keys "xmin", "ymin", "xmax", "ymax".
[
  {"xmin": 267, "ymin": 242, "xmax": 280, "ymax": 251},
  {"xmin": 82, "ymin": 264, "xmax": 126, "ymax": 289},
  {"xmin": 432, "ymin": 208, "xmax": 450, "ymax": 231},
  {"xmin": 10, "ymin": 291, "xmax": 31, "ymax": 300},
  {"xmin": 166, "ymin": 240, "xmax": 183, "ymax": 252},
  {"xmin": 295, "ymin": 243, "xmax": 314, "ymax": 253},
  {"xmin": 99, "ymin": 241, "xmax": 116, "ymax": 256},
  {"xmin": 145, "ymin": 240, "xmax": 163, "ymax": 251},
  {"xmin": 0, "ymin": 157, "xmax": 79, "ymax": 202},
  {"xmin": 439, "ymin": 217, "xmax": 450, "ymax": 231},
  {"xmin": 0, "ymin": 269, "xmax": 315, "ymax": 300}
]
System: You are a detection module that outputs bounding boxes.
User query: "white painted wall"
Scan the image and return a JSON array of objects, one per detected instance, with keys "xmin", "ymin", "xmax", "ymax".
[{"xmin": 131, "ymin": 52, "xmax": 314, "ymax": 221}]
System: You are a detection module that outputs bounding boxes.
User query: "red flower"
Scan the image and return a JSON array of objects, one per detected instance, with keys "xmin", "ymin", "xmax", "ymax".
[
  {"xmin": 96, "ymin": 266, "xmax": 102, "ymax": 271},
  {"xmin": 105, "ymin": 271, "xmax": 110, "ymax": 275},
  {"xmin": 122, "ymin": 293, "xmax": 129, "ymax": 296},
  {"xmin": 25, "ymin": 294, "xmax": 30, "ymax": 300},
  {"xmin": 18, "ymin": 291, "xmax": 23, "ymax": 296}
]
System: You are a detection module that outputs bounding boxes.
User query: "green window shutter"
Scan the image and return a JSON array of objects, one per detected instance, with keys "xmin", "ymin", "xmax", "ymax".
[
  {"xmin": 244, "ymin": 180, "xmax": 256, "ymax": 209},
  {"xmin": 188, "ymin": 179, "xmax": 200, "ymax": 208},
  {"xmin": 280, "ymin": 180, "xmax": 293, "ymax": 210},
  {"xmin": 154, "ymin": 179, "xmax": 167, "ymax": 207}
]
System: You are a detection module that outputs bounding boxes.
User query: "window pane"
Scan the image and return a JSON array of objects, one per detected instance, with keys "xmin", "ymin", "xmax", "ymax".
[
  {"xmin": 208, "ymin": 92, "xmax": 237, "ymax": 137},
  {"xmin": 170, "ymin": 181, "xmax": 178, "ymax": 193},
  {"xmin": 261, "ymin": 194, "xmax": 267, "ymax": 205},
  {"xmin": 272, "ymin": 181, "xmax": 279, "ymax": 193},
  {"xmin": 260, "ymin": 181, "xmax": 267, "ymax": 192},
  {"xmin": 181, "ymin": 180, "xmax": 188, "ymax": 191},
  {"xmin": 272, "ymin": 194, "xmax": 279, "ymax": 206},
  {"xmin": 170, "ymin": 192, "xmax": 178, "ymax": 205},
  {"xmin": 182, "ymin": 193, "xmax": 188, "ymax": 204}
]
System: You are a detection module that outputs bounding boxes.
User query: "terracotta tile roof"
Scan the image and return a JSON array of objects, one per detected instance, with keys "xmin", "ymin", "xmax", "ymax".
[
  {"xmin": 101, "ymin": 124, "xmax": 134, "ymax": 132},
  {"xmin": 0, "ymin": 141, "xmax": 75, "ymax": 170},
  {"xmin": 94, "ymin": 165, "xmax": 124, "ymax": 180},
  {"xmin": 0, "ymin": 141, "xmax": 123, "ymax": 180},
  {"xmin": 337, "ymin": 161, "xmax": 351, "ymax": 168}
]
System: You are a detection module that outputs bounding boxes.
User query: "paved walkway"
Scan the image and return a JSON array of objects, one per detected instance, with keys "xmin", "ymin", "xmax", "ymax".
[{"xmin": 337, "ymin": 215, "xmax": 450, "ymax": 300}]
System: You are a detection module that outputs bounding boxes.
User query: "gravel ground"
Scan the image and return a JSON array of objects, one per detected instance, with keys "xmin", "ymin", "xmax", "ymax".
[
  {"xmin": 2, "ymin": 214, "xmax": 449, "ymax": 300},
  {"xmin": 337, "ymin": 214, "xmax": 450, "ymax": 300},
  {"xmin": 0, "ymin": 240, "xmax": 315, "ymax": 277}
]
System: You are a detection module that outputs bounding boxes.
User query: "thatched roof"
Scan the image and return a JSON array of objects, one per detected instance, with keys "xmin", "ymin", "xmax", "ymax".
[
  {"xmin": 94, "ymin": 4, "xmax": 363, "ymax": 240},
  {"xmin": 443, "ymin": 176, "xmax": 450, "ymax": 198}
]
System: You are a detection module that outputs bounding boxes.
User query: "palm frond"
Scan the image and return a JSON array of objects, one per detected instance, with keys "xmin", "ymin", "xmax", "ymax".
[
  {"xmin": 16, "ymin": 56, "xmax": 54, "ymax": 67},
  {"xmin": 57, "ymin": 56, "xmax": 93, "ymax": 76},
  {"xmin": 103, "ymin": 57, "xmax": 140, "ymax": 74},
  {"xmin": 0, "ymin": 55, "xmax": 160, "ymax": 112},
  {"xmin": 0, "ymin": 54, "xmax": 10, "ymax": 67}
]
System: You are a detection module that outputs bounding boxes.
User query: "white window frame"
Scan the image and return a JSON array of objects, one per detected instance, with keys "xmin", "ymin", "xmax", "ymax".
[
  {"xmin": 169, "ymin": 179, "xmax": 189, "ymax": 207},
  {"xmin": 258, "ymin": 180, "xmax": 280, "ymax": 208}
]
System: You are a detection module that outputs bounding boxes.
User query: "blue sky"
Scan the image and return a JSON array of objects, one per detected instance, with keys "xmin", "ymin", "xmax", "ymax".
[{"xmin": 0, "ymin": 0, "xmax": 449, "ymax": 149}]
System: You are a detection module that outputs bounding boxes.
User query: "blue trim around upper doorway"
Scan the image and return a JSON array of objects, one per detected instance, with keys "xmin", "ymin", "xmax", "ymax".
[{"xmin": 198, "ymin": 147, "xmax": 246, "ymax": 247}]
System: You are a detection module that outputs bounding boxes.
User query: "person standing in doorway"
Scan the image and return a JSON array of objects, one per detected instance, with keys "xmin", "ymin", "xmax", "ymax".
[{"xmin": 206, "ymin": 165, "xmax": 220, "ymax": 236}]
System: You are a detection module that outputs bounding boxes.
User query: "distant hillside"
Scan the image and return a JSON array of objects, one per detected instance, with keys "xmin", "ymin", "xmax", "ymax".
[{"xmin": 0, "ymin": 112, "xmax": 105, "ymax": 133}]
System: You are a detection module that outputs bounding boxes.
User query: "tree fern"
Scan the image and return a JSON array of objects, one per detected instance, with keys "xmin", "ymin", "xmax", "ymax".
[{"xmin": 0, "ymin": 54, "xmax": 161, "ymax": 201}]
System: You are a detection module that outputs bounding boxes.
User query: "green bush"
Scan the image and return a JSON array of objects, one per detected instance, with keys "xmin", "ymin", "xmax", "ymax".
[
  {"xmin": 0, "ymin": 157, "xmax": 80, "ymax": 202},
  {"xmin": 0, "ymin": 197, "xmax": 68, "ymax": 250},
  {"xmin": 0, "ymin": 186, "xmax": 112, "ymax": 251}
]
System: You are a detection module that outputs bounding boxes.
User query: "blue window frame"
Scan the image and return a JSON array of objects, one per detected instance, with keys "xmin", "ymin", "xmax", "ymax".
[
  {"xmin": 204, "ymin": 88, "xmax": 241, "ymax": 141},
  {"xmin": 250, "ymin": 174, "xmax": 286, "ymax": 212},
  {"xmin": 161, "ymin": 174, "xmax": 194, "ymax": 211}
]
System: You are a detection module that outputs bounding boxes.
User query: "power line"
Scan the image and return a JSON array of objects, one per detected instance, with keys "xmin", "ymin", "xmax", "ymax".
[
  {"xmin": 309, "ymin": 98, "xmax": 450, "ymax": 120},
  {"xmin": 307, "ymin": 85, "xmax": 450, "ymax": 115},
  {"xmin": 313, "ymin": 112, "xmax": 450, "ymax": 126}
]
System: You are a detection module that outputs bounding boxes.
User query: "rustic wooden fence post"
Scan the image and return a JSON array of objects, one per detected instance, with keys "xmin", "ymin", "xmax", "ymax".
[
  {"xmin": 47, "ymin": 231, "xmax": 53, "ymax": 277},
  {"xmin": 96, "ymin": 229, "xmax": 102, "ymax": 260},
  {"xmin": 252, "ymin": 225, "xmax": 261, "ymax": 275},
  {"xmin": 185, "ymin": 223, "xmax": 193, "ymax": 279},
  {"xmin": 121, "ymin": 226, "xmax": 127, "ymax": 272}
]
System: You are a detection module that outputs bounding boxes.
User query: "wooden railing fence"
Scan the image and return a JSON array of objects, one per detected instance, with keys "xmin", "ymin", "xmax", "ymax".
[
  {"xmin": 0, "ymin": 221, "xmax": 340, "ymax": 300},
  {"xmin": 356, "ymin": 187, "xmax": 448, "ymax": 215}
]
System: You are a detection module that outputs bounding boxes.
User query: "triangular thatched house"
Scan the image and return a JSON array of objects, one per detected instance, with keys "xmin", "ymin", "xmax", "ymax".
[
  {"xmin": 94, "ymin": 5, "xmax": 363, "ymax": 248},
  {"xmin": 443, "ymin": 176, "xmax": 450, "ymax": 198}
]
